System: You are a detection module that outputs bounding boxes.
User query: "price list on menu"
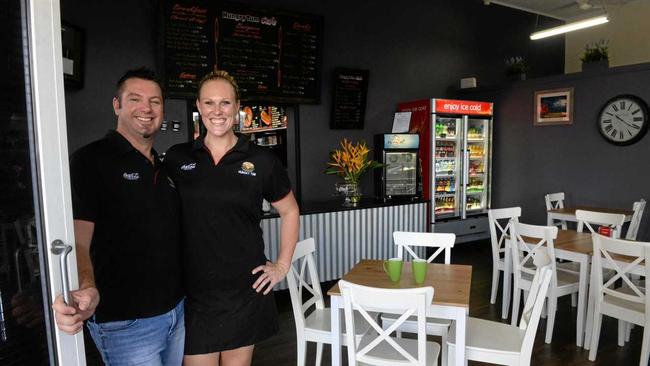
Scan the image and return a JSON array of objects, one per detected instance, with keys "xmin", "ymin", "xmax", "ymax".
[
  {"xmin": 330, "ymin": 68, "xmax": 369, "ymax": 129},
  {"xmin": 163, "ymin": 2, "xmax": 213, "ymax": 98},
  {"xmin": 163, "ymin": 1, "xmax": 321, "ymax": 103}
]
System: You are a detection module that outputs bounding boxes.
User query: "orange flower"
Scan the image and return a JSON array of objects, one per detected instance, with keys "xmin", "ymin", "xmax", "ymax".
[{"xmin": 325, "ymin": 139, "xmax": 382, "ymax": 183}]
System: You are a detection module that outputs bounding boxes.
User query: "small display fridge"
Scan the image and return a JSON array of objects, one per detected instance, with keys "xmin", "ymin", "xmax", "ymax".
[{"xmin": 374, "ymin": 133, "xmax": 420, "ymax": 202}]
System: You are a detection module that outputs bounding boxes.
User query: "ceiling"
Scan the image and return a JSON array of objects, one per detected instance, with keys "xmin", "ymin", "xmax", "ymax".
[{"xmin": 485, "ymin": 0, "xmax": 641, "ymax": 21}]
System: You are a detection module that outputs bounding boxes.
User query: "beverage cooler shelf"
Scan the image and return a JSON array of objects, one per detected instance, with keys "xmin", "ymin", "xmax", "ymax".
[
  {"xmin": 467, "ymin": 190, "xmax": 484, "ymax": 194},
  {"xmin": 435, "ymin": 192, "xmax": 455, "ymax": 197},
  {"xmin": 467, "ymin": 138, "xmax": 484, "ymax": 142},
  {"xmin": 435, "ymin": 173, "xmax": 455, "ymax": 177},
  {"xmin": 469, "ymin": 156, "xmax": 485, "ymax": 160}
]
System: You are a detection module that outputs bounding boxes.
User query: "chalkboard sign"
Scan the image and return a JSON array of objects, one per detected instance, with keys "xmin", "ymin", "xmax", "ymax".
[
  {"xmin": 162, "ymin": 1, "xmax": 322, "ymax": 103},
  {"xmin": 330, "ymin": 68, "xmax": 369, "ymax": 129}
]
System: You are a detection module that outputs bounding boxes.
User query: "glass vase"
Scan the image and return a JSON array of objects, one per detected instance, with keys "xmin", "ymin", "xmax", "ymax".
[{"xmin": 334, "ymin": 178, "xmax": 361, "ymax": 207}]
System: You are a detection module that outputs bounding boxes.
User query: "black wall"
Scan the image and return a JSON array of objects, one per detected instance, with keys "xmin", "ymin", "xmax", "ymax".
[
  {"xmin": 61, "ymin": 0, "xmax": 564, "ymax": 203},
  {"xmin": 459, "ymin": 63, "xmax": 650, "ymax": 241}
]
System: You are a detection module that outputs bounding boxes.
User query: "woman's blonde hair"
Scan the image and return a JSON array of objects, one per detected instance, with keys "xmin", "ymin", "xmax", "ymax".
[{"xmin": 196, "ymin": 69, "xmax": 240, "ymax": 101}]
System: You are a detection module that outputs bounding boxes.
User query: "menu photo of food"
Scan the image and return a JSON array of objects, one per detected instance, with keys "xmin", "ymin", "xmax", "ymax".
[{"xmin": 239, "ymin": 104, "xmax": 288, "ymax": 132}]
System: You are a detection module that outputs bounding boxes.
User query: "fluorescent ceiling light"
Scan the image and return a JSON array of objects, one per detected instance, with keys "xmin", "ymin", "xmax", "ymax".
[{"xmin": 530, "ymin": 15, "xmax": 609, "ymax": 40}]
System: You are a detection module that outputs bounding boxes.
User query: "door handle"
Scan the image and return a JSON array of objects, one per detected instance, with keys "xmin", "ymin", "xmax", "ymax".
[{"xmin": 50, "ymin": 240, "xmax": 72, "ymax": 305}]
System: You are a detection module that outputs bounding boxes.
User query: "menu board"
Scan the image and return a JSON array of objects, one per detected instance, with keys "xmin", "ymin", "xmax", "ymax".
[
  {"xmin": 330, "ymin": 68, "xmax": 369, "ymax": 129},
  {"xmin": 162, "ymin": 1, "xmax": 321, "ymax": 103}
]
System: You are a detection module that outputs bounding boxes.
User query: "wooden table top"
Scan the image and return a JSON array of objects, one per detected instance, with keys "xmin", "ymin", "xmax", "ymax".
[
  {"xmin": 523, "ymin": 229, "xmax": 638, "ymax": 263},
  {"xmin": 327, "ymin": 259, "xmax": 472, "ymax": 308},
  {"xmin": 548, "ymin": 206, "xmax": 634, "ymax": 216}
]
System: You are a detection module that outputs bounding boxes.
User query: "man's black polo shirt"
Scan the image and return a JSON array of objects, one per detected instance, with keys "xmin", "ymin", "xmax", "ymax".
[
  {"xmin": 70, "ymin": 130, "xmax": 183, "ymax": 322},
  {"xmin": 165, "ymin": 134, "xmax": 291, "ymax": 299}
]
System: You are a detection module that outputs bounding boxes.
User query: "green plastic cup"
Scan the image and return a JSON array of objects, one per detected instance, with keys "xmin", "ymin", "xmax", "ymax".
[{"xmin": 412, "ymin": 259, "xmax": 428, "ymax": 284}]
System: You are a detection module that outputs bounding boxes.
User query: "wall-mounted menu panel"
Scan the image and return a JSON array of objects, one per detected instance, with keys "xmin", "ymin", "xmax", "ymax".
[
  {"xmin": 330, "ymin": 68, "xmax": 369, "ymax": 129},
  {"xmin": 163, "ymin": 1, "xmax": 321, "ymax": 103}
]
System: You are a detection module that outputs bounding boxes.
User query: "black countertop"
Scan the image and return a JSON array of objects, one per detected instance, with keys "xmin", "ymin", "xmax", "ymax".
[{"xmin": 262, "ymin": 197, "xmax": 429, "ymax": 219}]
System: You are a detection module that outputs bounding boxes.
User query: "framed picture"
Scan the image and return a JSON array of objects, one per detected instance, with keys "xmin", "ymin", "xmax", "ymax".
[
  {"xmin": 61, "ymin": 21, "xmax": 85, "ymax": 89},
  {"xmin": 533, "ymin": 87, "xmax": 574, "ymax": 126}
]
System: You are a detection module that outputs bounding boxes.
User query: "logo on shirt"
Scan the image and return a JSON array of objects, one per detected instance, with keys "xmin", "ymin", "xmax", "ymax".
[
  {"xmin": 238, "ymin": 161, "xmax": 256, "ymax": 176},
  {"xmin": 122, "ymin": 172, "xmax": 140, "ymax": 181},
  {"xmin": 167, "ymin": 176, "xmax": 176, "ymax": 188},
  {"xmin": 180, "ymin": 162, "xmax": 197, "ymax": 171}
]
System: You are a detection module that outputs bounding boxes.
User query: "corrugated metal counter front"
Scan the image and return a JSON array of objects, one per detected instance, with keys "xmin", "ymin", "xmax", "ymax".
[{"xmin": 262, "ymin": 199, "xmax": 429, "ymax": 290}]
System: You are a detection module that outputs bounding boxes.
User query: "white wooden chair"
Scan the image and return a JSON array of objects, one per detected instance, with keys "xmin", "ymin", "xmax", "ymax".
[
  {"xmin": 626, "ymin": 198, "xmax": 646, "ymax": 240},
  {"xmin": 488, "ymin": 207, "xmax": 522, "ymax": 320},
  {"xmin": 576, "ymin": 209, "xmax": 625, "ymax": 237},
  {"xmin": 509, "ymin": 221, "xmax": 581, "ymax": 344},
  {"xmin": 340, "ymin": 280, "xmax": 440, "ymax": 366},
  {"xmin": 447, "ymin": 249, "xmax": 553, "ymax": 366},
  {"xmin": 588, "ymin": 234, "xmax": 650, "ymax": 366},
  {"xmin": 545, "ymin": 192, "xmax": 567, "ymax": 230},
  {"xmin": 381, "ymin": 231, "xmax": 455, "ymax": 365},
  {"xmin": 286, "ymin": 238, "xmax": 372, "ymax": 366},
  {"xmin": 560, "ymin": 210, "xmax": 627, "ymax": 309},
  {"xmin": 576, "ymin": 210, "xmax": 630, "ymax": 349}
]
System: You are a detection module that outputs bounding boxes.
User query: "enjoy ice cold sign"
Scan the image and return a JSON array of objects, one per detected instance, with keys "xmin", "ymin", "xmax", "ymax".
[{"xmin": 434, "ymin": 99, "xmax": 493, "ymax": 116}]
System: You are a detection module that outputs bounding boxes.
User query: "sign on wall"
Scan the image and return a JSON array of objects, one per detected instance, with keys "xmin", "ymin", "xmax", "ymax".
[
  {"xmin": 330, "ymin": 68, "xmax": 369, "ymax": 129},
  {"xmin": 162, "ymin": 1, "xmax": 322, "ymax": 103}
]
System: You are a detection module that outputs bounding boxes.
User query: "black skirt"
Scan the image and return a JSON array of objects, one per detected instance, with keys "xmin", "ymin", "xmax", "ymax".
[{"xmin": 184, "ymin": 286, "xmax": 279, "ymax": 355}]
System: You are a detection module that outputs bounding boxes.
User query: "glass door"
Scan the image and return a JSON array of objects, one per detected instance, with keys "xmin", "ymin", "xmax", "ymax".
[
  {"xmin": 384, "ymin": 151, "xmax": 417, "ymax": 196},
  {"xmin": 464, "ymin": 118, "xmax": 490, "ymax": 215},
  {"xmin": 432, "ymin": 116, "xmax": 462, "ymax": 220},
  {"xmin": 0, "ymin": 0, "xmax": 86, "ymax": 364}
]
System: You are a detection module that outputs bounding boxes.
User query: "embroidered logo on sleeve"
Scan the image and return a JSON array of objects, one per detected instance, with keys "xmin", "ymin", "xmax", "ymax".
[
  {"xmin": 238, "ymin": 161, "xmax": 256, "ymax": 176},
  {"xmin": 180, "ymin": 162, "xmax": 197, "ymax": 171},
  {"xmin": 122, "ymin": 172, "xmax": 140, "ymax": 181}
]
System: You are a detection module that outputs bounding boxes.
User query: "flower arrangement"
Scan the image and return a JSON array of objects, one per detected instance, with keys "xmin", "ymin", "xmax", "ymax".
[
  {"xmin": 504, "ymin": 56, "xmax": 529, "ymax": 76},
  {"xmin": 325, "ymin": 138, "xmax": 381, "ymax": 184},
  {"xmin": 580, "ymin": 39, "xmax": 609, "ymax": 62}
]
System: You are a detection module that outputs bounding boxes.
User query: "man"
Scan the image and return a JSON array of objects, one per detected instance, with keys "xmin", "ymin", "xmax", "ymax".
[{"xmin": 52, "ymin": 68, "xmax": 184, "ymax": 365}]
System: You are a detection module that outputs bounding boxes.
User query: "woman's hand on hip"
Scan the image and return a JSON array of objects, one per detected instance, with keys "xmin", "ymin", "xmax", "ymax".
[{"xmin": 251, "ymin": 261, "xmax": 289, "ymax": 295}]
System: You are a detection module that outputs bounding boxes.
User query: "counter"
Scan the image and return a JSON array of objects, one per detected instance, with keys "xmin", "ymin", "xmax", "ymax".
[{"xmin": 263, "ymin": 198, "xmax": 429, "ymax": 289}]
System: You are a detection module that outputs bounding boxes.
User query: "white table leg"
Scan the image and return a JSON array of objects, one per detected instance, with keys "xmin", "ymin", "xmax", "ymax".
[
  {"xmin": 330, "ymin": 295, "xmax": 342, "ymax": 366},
  {"xmin": 454, "ymin": 308, "xmax": 467, "ymax": 366},
  {"xmin": 576, "ymin": 257, "xmax": 588, "ymax": 347},
  {"xmin": 547, "ymin": 213, "xmax": 554, "ymax": 227}
]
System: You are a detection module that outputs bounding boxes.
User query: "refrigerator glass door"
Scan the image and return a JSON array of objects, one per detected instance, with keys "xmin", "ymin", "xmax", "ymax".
[
  {"xmin": 384, "ymin": 151, "xmax": 417, "ymax": 196},
  {"xmin": 433, "ymin": 117, "xmax": 462, "ymax": 219},
  {"xmin": 465, "ymin": 118, "xmax": 490, "ymax": 214}
]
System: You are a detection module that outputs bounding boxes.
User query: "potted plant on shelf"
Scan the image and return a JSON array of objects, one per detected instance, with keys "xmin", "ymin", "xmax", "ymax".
[
  {"xmin": 504, "ymin": 56, "xmax": 529, "ymax": 81},
  {"xmin": 325, "ymin": 138, "xmax": 382, "ymax": 206},
  {"xmin": 580, "ymin": 39, "xmax": 609, "ymax": 71}
]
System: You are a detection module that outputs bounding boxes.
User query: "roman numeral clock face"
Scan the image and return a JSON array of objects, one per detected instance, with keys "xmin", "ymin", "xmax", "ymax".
[{"xmin": 598, "ymin": 95, "xmax": 649, "ymax": 145}]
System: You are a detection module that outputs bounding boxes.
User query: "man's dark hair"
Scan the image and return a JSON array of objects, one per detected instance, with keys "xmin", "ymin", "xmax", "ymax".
[{"xmin": 115, "ymin": 67, "xmax": 164, "ymax": 101}]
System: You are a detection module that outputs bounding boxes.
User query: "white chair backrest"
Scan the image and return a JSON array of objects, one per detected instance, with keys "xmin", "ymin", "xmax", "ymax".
[
  {"xmin": 286, "ymin": 238, "xmax": 325, "ymax": 333},
  {"xmin": 518, "ymin": 250, "xmax": 553, "ymax": 363},
  {"xmin": 339, "ymin": 280, "xmax": 434, "ymax": 366},
  {"xmin": 545, "ymin": 192, "xmax": 565, "ymax": 210},
  {"xmin": 393, "ymin": 231, "xmax": 456, "ymax": 264},
  {"xmin": 591, "ymin": 234, "xmax": 650, "ymax": 314},
  {"xmin": 509, "ymin": 221, "xmax": 559, "ymax": 287},
  {"xmin": 626, "ymin": 198, "xmax": 646, "ymax": 240},
  {"xmin": 576, "ymin": 210, "xmax": 625, "ymax": 237},
  {"xmin": 488, "ymin": 207, "xmax": 522, "ymax": 261}
]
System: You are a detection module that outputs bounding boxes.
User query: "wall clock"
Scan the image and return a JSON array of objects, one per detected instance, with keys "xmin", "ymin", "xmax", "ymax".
[{"xmin": 598, "ymin": 94, "xmax": 648, "ymax": 145}]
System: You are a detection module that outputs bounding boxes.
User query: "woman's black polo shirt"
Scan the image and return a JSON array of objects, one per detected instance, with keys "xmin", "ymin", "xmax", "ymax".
[
  {"xmin": 69, "ymin": 130, "xmax": 183, "ymax": 323},
  {"xmin": 165, "ymin": 135, "xmax": 291, "ymax": 300}
]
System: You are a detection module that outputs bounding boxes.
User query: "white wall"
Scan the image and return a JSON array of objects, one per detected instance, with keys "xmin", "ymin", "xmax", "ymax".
[{"xmin": 565, "ymin": 1, "xmax": 650, "ymax": 73}]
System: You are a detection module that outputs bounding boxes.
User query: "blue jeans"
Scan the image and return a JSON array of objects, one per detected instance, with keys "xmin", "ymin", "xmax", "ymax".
[{"xmin": 87, "ymin": 300, "xmax": 185, "ymax": 366}]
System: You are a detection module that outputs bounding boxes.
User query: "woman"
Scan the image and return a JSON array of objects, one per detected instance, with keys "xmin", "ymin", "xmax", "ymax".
[{"xmin": 165, "ymin": 70, "xmax": 299, "ymax": 366}]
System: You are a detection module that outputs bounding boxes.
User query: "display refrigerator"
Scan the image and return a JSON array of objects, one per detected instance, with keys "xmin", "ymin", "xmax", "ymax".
[
  {"xmin": 374, "ymin": 133, "xmax": 420, "ymax": 202},
  {"xmin": 397, "ymin": 98, "xmax": 493, "ymax": 243}
]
